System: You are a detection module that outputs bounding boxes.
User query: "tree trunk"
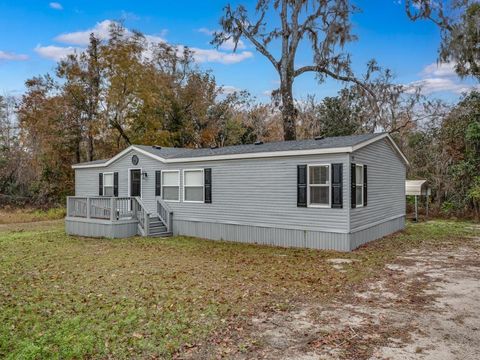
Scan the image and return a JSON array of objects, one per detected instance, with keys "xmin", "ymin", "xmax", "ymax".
[
  {"xmin": 281, "ymin": 81, "xmax": 297, "ymax": 141},
  {"xmin": 88, "ymin": 134, "xmax": 94, "ymax": 161},
  {"xmin": 75, "ymin": 139, "xmax": 81, "ymax": 164},
  {"xmin": 111, "ymin": 119, "xmax": 131, "ymax": 146}
]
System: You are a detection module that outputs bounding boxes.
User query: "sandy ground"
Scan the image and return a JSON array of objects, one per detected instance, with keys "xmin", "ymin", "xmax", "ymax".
[{"xmin": 237, "ymin": 233, "xmax": 480, "ymax": 359}]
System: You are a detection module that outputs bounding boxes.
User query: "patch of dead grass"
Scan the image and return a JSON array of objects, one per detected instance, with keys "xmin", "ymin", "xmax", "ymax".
[{"xmin": 0, "ymin": 220, "xmax": 477, "ymax": 359}]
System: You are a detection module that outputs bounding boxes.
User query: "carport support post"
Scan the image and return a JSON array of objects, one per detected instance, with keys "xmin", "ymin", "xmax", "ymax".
[
  {"xmin": 426, "ymin": 196, "xmax": 429, "ymax": 220},
  {"xmin": 415, "ymin": 195, "xmax": 418, "ymax": 222}
]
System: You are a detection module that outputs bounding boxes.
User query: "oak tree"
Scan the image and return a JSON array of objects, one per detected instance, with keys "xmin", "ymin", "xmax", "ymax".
[
  {"xmin": 213, "ymin": 0, "xmax": 374, "ymax": 140},
  {"xmin": 406, "ymin": 0, "xmax": 480, "ymax": 80}
]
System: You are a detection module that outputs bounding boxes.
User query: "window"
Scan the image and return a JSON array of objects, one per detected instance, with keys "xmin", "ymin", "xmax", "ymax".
[
  {"xmin": 308, "ymin": 165, "xmax": 330, "ymax": 206},
  {"xmin": 355, "ymin": 164, "xmax": 364, "ymax": 207},
  {"xmin": 184, "ymin": 169, "xmax": 204, "ymax": 202},
  {"xmin": 103, "ymin": 172, "xmax": 114, "ymax": 196},
  {"xmin": 162, "ymin": 170, "xmax": 180, "ymax": 201}
]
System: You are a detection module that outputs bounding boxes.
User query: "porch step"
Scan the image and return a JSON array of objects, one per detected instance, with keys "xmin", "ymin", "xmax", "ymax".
[
  {"xmin": 149, "ymin": 231, "xmax": 173, "ymax": 237},
  {"xmin": 147, "ymin": 216, "xmax": 172, "ymax": 237}
]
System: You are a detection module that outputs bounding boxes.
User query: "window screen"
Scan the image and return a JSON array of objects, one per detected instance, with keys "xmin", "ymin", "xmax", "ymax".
[
  {"xmin": 162, "ymin": 171, "xmax": 179, "ymax": 201},
  {"xmin": 184, "ymin": 170, "xmax": 204, "ymax": 202},
  {"xmin": 308, "ymin": 165, "xmax": 330, "ymax": 206}
]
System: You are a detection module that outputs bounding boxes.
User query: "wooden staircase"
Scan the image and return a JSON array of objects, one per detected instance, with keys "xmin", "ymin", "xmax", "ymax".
[{"xmin": 148, "ymin": 216, "xmax": 172, "ymax": 237}]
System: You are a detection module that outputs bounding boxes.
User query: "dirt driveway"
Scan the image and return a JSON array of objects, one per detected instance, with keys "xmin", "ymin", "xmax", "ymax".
[{"xmin": 233, "ymin": 229, "xmax": 480, "ymax": 359}]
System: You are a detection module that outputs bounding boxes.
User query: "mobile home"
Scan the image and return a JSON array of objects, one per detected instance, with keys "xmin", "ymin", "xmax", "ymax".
[{"xmin": 66, "ymin": 133, "xmax": 408, "ymax": 251}]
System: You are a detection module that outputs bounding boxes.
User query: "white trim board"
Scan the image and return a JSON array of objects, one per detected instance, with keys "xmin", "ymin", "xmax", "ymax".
[{"xmin": 72, "ymin": 133, "xmax": 409, "ymax": 169}]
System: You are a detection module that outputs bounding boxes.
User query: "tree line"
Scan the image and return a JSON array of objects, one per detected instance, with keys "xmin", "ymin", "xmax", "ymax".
[{"xmin": 0, "ymin": 0, "xmax": 479, "ymax": 217}]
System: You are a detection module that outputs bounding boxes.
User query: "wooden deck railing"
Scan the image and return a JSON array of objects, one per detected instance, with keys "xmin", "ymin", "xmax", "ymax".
[
  {"xmin": 67, "ymin": 196, "xmax": 137, "ymax": 220},
  {"xmin": 67, "ymin": 197, "xmax": 88, "ymax": 218},
  {"xmin": 133, "ymin": 197, "xmax": 150, "ymax": 236},
  {"xmin": 157, "ymin": 198, "xmax": 173, "ymax": 233},
  {"xmin": 67, "ymin": 196, "xmax": 150, "ymax": 235}
]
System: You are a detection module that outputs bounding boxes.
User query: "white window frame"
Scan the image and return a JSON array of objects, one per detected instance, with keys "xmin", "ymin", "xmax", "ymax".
[
  {"xmin": 183, "ymin": 169, "xmax": 204, "ymax": 203},
  {"xmin": 161, "ymin": 170, "xmax": 180, "ymax": 202},
  {"xmin": 102, "ymin": 172, "xmax": 114, "ymax": 197},
  {"xmin": 307, "ymin": 164, "xmax": 331, "ymax": 208},
  {"xmin": 355, "ymin": 164, "xmax": 364, "ymax": 208}
]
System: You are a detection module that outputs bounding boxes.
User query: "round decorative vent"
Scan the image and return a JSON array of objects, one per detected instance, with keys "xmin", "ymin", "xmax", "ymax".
[{"xmin": 132, "ymin": 155, "xmax": 139, "ymax": 165}]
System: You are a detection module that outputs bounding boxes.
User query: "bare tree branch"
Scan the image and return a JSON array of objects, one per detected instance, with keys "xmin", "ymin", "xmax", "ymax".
[
  {"xmin": 233, "ymin": 18, "xmax": 279, "ymax": 70},
  {"xmin": 294, "ymin": 65, "xmax": 376, "ymax": 98}
]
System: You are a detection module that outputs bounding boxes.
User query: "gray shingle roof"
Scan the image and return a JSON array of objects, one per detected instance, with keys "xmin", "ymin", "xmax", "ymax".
[
  {"xmin": 74, "ymin": 133, "xmax": 384, "ymax": 166},
  {"xmin": 136, "ymin": 133, "xmax": 383, "ymax": 159}
]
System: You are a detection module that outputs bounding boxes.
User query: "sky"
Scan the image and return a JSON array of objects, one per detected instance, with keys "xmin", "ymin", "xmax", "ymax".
[{"xmin": 0, "ymin": 0, "xmax": 478, "ymax": 102}]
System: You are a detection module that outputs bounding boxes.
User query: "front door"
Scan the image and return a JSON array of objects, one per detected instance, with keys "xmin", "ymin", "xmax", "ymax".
[{"xmin": 130, "ymin": 169, "xmax": 141, "ymax": 197}]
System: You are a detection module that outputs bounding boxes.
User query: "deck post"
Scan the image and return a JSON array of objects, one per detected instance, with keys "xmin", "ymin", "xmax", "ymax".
[
  {"xmin": 66, "ymin": 197, "xmax": 70, "ymax": 217},
  {"xmin": 86, "ymin": 197, "xmax": 91, "ymax": 219},
  {"xmin": 145, "ymin": 213, "xmax": 150, "ymax": 236},
  {"xmin": 169, "ymin": 211, "xmax": 173, "ymax": 233},
  {"xmin": 110, "ymin": 198, "xmax": 116, "ymax": 221},
  {"xmin": 132, "ymin": 198, "xmax": 137, "ymax": 219}
]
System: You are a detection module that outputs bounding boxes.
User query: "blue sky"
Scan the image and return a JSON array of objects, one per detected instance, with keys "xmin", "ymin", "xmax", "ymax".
[{"xmin": 0, "ymin": 0, "xmax": 478, "ymax": 101}]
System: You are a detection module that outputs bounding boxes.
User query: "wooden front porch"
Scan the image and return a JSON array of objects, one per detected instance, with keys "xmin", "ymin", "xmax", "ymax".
[{"xmin": 66, "ymin": 196, "xmax": 173, "ymax": 238}]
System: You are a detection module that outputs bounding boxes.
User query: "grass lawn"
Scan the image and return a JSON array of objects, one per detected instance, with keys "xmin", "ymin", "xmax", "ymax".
[
  {"xmin": 0, "ymin": 208, "xmax": 65, "ymax": 224},
  {"xmin": 0, "ymin": 220, "xmax": 475, "ymax": 359}
]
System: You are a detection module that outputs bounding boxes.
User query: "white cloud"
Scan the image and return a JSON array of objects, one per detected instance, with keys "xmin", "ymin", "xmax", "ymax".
[
  {"xmin": 120, "ymin": 10, "xmax": 140, "ymax": 21},
  {"xmin": 197, "ymin": 27, "xmax": 246, "ymax": 51},
  {"xmin": 219, "ymin": 38, "xmax": 246, "ymax": 51},
  {"xmin": 262, "ymin": 89, "xmax": 273, "ymax": 97},
  {"xmin": 56, "ymin": 20, "xmax": 167, "ymax": 47},
  {"xmin": 55, "ymin": 20, "xmax": 114, "ymax": 45},
  {"xmin": 197, "ymin": 28, "xmax": 214, "ymax": 36},
  {"xmin": 145, "ymin": 34, "xmax": 166, "ymax": 45},
  {"xmin": 405, "ymin": 61, "xmax": 479, "ymax": 95},
  {"xmin": 422, "ymin": 62, "xmax": 457, "ymax": 78},
  {"xmin": 38, "ymin": 20, "xmax": 252, "ymax": 65},
  {"xmin": 406, "ymin": 77, "xmax": 480, "ymax": 95},
  {"xmin": 218, "ymin": 85, "xmax": 240, "ymax": 95},
  {"xmin": 34, "ymin": 45, "xmax": 80, "ymax": 61},
  {"xmin": 190, "ymin": 48, "xmax": 252, "ymax": 64},
  {"xmin": 0, "ymin": 50, "xmax": 28, "ymax": 61},
  {"xmin": 49, "ymin": 2, "xmax": 63, "ymax": 10}
]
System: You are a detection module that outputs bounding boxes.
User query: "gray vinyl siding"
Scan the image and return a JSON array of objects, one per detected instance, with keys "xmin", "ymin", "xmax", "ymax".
[
  {"xmin": 349, "ymin": 215, "xmax": 405, "ymax": 250},
  {"xmin": 350, "ymin": 138, "xmax": 406, "ymax": 232},
  {"xmin": 75, "ymin": 150, "xmax": 163, "ymax": 214},
  {"xmin": 75, "ymin": 149, "xmax": 350, "ymax": 233},
  {"xmin": 65, "ymin": 218, "xmax": 138, "ymax": 238},
  {"xmin": 73, "ymin": 138, "xmax": 407, "ymax": 250},
  {"xmin": 175, "ymin": 214, "xmax": 405, "ymax": 252},
  {"xmin": 173, "ymin": 220, "xmax": 350, "ymax": 251}
]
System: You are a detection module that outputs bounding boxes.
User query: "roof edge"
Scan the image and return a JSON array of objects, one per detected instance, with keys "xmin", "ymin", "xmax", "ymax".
[
  {"xmin": 72, "ymin": 133, "xmax": 408, "ymax": 169},
  {"xmin": 352, "ymin": 133, "xmax": 409, "ymax": 166}
]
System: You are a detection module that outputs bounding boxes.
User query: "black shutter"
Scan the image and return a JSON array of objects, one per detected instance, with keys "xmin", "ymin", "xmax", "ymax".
[
  {"xmin": 204, "ymin": 168, "xmax": 212, "ymax": 203},
  {"xmin": 363, "ymin": 165, "xmax": 368, "ymax": 207},
  {"xmin": 99, "ymin": 173, "xmax": 103, "ymax": 196},
  {"xmin": 113, "ymin": 172, "xmax": 119, "ymax": 196},
  {"xmin": 351, "ymin": 163, "xmax": 356, "ymax": 208},
  {"xmin": 331, "ymin": 164, "xmax": 343, "ymax": 208},
  {"xmin": 297, "ymin": 165, "xmax": 307, "ymax": 207},
  {"xmin": 155, "ymin": 171, "xmax": 161, "ymax": 196}
]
